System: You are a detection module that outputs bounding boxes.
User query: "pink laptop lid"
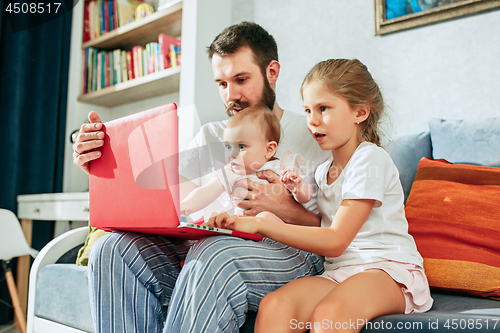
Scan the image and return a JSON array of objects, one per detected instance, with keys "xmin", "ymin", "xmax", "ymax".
[
  {"xmin": 89, "ymin": 103, "xmax": 263, "ymax": 241},
  {"xmin": 89, "ymin": 103, "xmax": 180, "ymax": 232}
]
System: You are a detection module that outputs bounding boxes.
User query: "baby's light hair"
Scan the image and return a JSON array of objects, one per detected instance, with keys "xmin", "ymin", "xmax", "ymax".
[
  {"xmin": 226, "ymin": 106, "xmax": 281, "ymax": 145},
  {"xmin": 301, "ymin": 59, "xmax": 385, "ymax": 146}
]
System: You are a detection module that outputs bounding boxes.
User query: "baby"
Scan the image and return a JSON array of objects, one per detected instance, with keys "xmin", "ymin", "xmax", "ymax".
[{"xmin": 180, "ymin": 106, "xmax": 312, "ymax": 222}]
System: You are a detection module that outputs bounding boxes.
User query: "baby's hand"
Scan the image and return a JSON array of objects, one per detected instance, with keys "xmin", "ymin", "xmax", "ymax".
[
  {"xmin": 280, "ymin": 168, "xmax": 303, "ymax": 194},
  {"xmin": 180, "ymin": 203, "xmax": 191, "ymax": 217}
]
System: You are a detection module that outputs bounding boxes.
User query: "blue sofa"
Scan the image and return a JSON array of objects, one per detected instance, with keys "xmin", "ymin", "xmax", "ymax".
[{"xmin": 28, "ymin": 122, "xmax": 500, "ymax": 332}]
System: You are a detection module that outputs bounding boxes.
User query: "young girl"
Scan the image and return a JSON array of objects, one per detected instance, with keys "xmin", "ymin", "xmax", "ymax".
[
  {"xmin": 181, "ymin": 105, "xmax": 312, "ymax": 221},
  {"xmin": 212, "ymin": 59, "xmax": 433, "ymax": 332}
]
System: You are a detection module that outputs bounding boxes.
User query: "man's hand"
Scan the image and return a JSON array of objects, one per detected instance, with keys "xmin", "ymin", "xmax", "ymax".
[
  {"xmin": 231, "ymin": 169, "xmax": 291, "ymax": 217},
  {"xmin": 230, "ymin": 169, "xmax": 320, "ymax": 226},
  {"xmin": 73, "ymin": 111, "xmax": 104, "ymax": 174}
]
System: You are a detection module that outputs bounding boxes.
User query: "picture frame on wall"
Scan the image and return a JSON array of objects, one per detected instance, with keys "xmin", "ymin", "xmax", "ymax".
[{"xmin": 375, "ymin": 0, "xmax": 500, "ymax": 35}]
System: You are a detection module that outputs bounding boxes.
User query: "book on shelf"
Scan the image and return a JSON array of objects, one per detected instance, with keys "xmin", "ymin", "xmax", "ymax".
[
  {"xmin": 169, "ymin": 44, "xmax": 180, "ymax": 67},
  {"xmin": 132, "ymin": 46, "xmax": 141, "ymax": 79},
  {"xmin": 146, "ymin": 43, "xmax": 153, "ymax": 74},
  {"xmin": 113, "ymin": 49, "xmax": 121, "ymax": 84},
  {"xmin": 138, "ymin": 47, "xmax": 144, "ymax": 77},
  {"xmin": 121, "ymin": 50, "xmax": 128, "ymax": 82},
  {"xmin": 96, "ymin": 51, "xmax": 101, "ymax": 91},
  {"xmin": 93, "ymin": 49, "xmax": 97, "ymax": 91},
  {"xmin": 82, "ymin": 33, "xmax": 181, "ymax": 95},
  {"xmin": 88, "ymin": 2, "xmax": 95, "ymax": 39},
  {"xmin": 83, "ymin": 1, "xmax": 91, "ymax": 42},
  {"xmin": 82, "ymin": 49, "xmax": 88, "ymax": 94},
  {"xmin": 155, "ymin": 43, "xmax": 161, "ymax": 72},
  {"xmin": 83, "ymin": 0, "xmax": 144, "ymax": 42},
  {"xmin": 126, "ymin": 50, "xmax": 134, "ymax": 80},
  {"xmin": 109, "ymin": 0, "xmax": 114, "ymax": 32},
  {"xmin": 97, "ymin": 0, "xmax": 103, "ymax": 36},
  {"xmin": 103, "ymin": 1, "xmax": 109, "ymax": 34},
  {"xmin": 101, "ymin": 52, "xmax": 106, "ymax": 89},
  {"xmin": 104, "ymin": 52, "xmax": 110, "ymax": 87},
  {"xmin": 87, "ymin": 0, "xmax": 104, "ymax": 40},
  {"xmin": 158, "ymin": 33, "xmax": 181, "ymax": 69},
  {"xmin": 109, "ymin": 50, "xmax": 115, "ymax": 86},
  {"xmin": 142, "ymin": 48, "xmax": 148, "ymax": 77}
]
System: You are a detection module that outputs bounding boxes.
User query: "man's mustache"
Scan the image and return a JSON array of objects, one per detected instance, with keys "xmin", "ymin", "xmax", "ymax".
[{"xmin": 226, "ymin": 101, "xmax": 251, "ymax": 116}]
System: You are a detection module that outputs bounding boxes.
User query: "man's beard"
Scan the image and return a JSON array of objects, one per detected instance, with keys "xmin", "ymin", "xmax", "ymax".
[{"xmin": 226, "ymin": 77, "xmax": 276, "ymax": 116}]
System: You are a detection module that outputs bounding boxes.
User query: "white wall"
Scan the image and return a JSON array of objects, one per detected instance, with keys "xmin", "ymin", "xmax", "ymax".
[
  {"xmin": 63, "ymin": 0, "xmax": 500, "ymax": 192},
  {"xmin": 178, "ymin": 0, "xmax": 232, "ymax": 151},
  {"xmin": 233, "ymin": 0, "xmax": 500, "ymax": 138}
]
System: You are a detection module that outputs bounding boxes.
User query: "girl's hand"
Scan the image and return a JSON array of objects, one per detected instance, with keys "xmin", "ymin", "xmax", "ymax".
[
  {"xmin": 203, "ymin": 213, "xmax": 261, "ymax": 234},
  {"xmin": 280, "ymin": 168, "xmax": 303, "ymax": 194},
  {"xmin": 225, "ymin": 216, "xmax": 260, "ymax": 234},
  {"xmin": 204, "ymin": 211, "xmax": 230, "ymax": 229}
]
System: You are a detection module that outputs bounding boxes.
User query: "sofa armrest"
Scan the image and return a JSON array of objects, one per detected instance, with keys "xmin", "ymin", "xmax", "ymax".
[{"xmin": 27, "ymin": 226, "xmax": 88, "ymax": 333}]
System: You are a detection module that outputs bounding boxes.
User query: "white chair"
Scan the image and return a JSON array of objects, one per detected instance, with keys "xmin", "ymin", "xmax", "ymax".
[
  {"xmin": 0, "ymin": 209, "xmax": 39, "ymax": 333},
  {"xmin": 26, "ymin": 226, "xmax": 89, "ymax": 333}
]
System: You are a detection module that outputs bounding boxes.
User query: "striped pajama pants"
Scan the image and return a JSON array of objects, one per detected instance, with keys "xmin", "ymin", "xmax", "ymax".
[{"xmin": 88, "ymin": 232, "xmax": 324, "ymax": 333}]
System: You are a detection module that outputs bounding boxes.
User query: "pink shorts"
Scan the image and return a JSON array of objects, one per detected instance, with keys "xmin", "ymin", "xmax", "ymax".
[{"xmin": 319, "ymin": 261, "xmax": 434, "ymax": 314}]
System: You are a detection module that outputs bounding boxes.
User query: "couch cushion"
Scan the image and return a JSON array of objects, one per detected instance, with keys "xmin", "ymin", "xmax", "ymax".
[
  {"xmin": 405, "ymin": 158, "xmax": 500, "ymax": 300},
  {"xmin": 429, "ymin": 117, "xmax": 500, "ymax": 167},
  {"xmin": 362, "ymin": 292, "xmax": 500, "ymax": 332},
  {"xmin": 385, "ymin": 132, "xmax": 432, "ymax": 202},
  {"xmin": 35, "ymin": 265, "xmax": 500, "ymax": 333},
  {"xmin": 35, "ymin": 264, "xmax": 94, "ymax": 332}
]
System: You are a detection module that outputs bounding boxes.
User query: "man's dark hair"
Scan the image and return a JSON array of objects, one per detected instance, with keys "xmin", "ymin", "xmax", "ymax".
[{"xmin": 207, "ymin": 21, "xmax": 279, "ymax": 76}]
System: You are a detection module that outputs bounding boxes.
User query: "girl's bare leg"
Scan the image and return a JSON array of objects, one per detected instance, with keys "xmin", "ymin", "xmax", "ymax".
[
  {"xmin": 255, "ymin": 276, "xmax": 338, "ymax": 333},
  {"xmin": 310, "ymin": 269, "xmax": 405, "ymax": 333}
]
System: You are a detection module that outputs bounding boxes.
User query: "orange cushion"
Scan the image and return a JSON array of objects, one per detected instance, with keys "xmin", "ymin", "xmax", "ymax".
[{"xmin": 406, "ymin": 157, "xmax": 500, "ymax": 300}]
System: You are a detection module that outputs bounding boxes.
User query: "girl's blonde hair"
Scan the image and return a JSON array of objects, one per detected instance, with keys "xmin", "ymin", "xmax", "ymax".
[{"xmin": 301, "ymin": 59, "xmax": 385, "ymax": 146}]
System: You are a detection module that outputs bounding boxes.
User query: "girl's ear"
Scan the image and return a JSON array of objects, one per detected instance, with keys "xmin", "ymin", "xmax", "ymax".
[
  {"xmin": 356, "ymin": 106, "xmax": 370, "ymax": 124},
  {"xmin": 266, "ymin": 60, "xmax": 280, "ymax": 88},
  {"xmin": 265, "ymin": 141, "xmax": 278, "ymax": 159}
]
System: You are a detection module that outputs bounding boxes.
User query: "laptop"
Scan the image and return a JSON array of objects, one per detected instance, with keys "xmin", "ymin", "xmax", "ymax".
[{"xmin": 89, "ymin": 103, "xmax": 262, "ymax": 241}]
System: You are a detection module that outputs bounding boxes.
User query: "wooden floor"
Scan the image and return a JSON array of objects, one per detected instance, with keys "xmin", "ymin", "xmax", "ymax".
[{"xmin": 0, "ymin": 322, "xmax": 20, "ymax": 333}]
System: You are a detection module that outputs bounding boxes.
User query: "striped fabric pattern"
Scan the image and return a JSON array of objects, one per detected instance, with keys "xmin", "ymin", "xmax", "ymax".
[
  {"xmin": 88, "ymin": 232, "xmax": 324, "ymax": 333},
  {"xmin": 406, "ymin": 157, "xmax": 500, "ymax": 300},
  {"xmin": 165, "ymin": 236, "xmax": 324, "ymax": 332}
]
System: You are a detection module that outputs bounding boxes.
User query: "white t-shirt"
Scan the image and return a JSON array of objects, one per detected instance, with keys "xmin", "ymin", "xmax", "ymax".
[
  {"xmin": 216, "ymin": 159, "xmax": 282, "ymax": 215},
  {"xmin": 315, "ymin": 142, "xmax": 423, "ymax": 271},
  {"xmin": 179, "ymin": 110, "xmax": 330, "ymax": 218}
]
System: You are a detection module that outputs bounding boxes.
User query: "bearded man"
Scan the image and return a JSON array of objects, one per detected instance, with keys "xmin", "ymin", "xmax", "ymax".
[{"xmin": 73, "ymin": 21, "xmax": 328, "ymax": 333}]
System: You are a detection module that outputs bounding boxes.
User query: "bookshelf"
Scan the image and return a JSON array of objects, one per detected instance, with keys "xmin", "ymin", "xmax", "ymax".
[
  {"xmin": 65, "ymin": 0, "xmax": 233, "ymax": 193},
  {"xmin": 82, "ymin": 3, "xmax": 182, "ymax": 50},
  {"xmin": 78, "ymin": 66, "xmax": 180, "ymax": 107},
  {"xmin": 79, "ymin": 2, "xmax": 182, "ymax": 107}
]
